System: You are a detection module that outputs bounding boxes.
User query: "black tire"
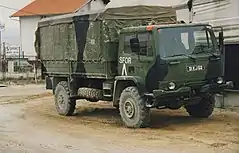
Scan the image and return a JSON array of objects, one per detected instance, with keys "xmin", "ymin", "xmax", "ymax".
[
  {"xmin": 54, "ymin": 81, "xmax": 76, "ymax": 116},
  {"xmin": 119, "ymin": 86, "xmax": 150, "ymax": 128},
  {"xmin": 78, "ymin": 88, "xmax": 103, "ymax": 102},
  {"xmin": 185, "ymin": 94, "xmax": 215, "ymax": 118}
]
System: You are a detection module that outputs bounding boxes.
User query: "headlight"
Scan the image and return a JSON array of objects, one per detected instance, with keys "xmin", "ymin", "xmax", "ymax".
[
  {"xmin": 217, "ymin": 77, "xmax": 223, "ymax": 84},
  {"xmin": 168, "ymin": 82, "xmax": 176, "ymax": 90}
]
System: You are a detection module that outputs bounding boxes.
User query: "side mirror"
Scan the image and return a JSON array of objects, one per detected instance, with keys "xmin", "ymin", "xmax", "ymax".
[
  {"xmin": 219, "ymin": 31, "xmax": 224, "ymax": 45},
  {"xmin": 130, "ymin": 37, "xmax": 140, "ymax": 53},
  {"xmin": 219, "ymin": 31, "xmax": 224, "ymax": 53}
]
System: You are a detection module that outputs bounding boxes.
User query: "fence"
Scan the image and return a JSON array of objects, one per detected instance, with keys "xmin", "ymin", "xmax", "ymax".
[{"xmin": 0, "ymin": 55, "xmax": 42, "ymax": 83}]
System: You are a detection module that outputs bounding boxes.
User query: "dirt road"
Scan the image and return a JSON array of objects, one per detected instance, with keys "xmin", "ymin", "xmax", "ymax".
[{"xmin": 0, "ymin": 84, "xmax": 239, "ymax": 153}]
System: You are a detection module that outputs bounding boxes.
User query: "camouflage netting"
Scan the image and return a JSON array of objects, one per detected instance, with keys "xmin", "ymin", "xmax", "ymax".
[
  {"xmin": 36, "ymin": 4, "xmax": 177, "ymax": 61},
  {"xmin": 99, "ymin": 5, "xmax": 177, "ymax": 42}
]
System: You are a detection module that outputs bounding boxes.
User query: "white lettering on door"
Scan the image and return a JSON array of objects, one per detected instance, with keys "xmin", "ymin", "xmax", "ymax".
[
  {"xmin": 119, "ymin": 57, "xmax": 131, "ymax": 76},
  {"xmin": 119, "ymin": 57, "xmax": 131, "ymax": 64},
  {"xmin": 121, "ymin": 63, "xmax": 128, "ymax": 76}
]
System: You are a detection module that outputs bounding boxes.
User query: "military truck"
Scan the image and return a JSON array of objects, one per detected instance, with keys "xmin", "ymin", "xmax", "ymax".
[{"xmin": 35, "ymin": 5, "xmax": 233, "ymax": 128}]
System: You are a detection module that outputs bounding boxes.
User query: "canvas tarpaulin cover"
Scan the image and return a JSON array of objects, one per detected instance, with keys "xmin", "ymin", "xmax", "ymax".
[
  {"xmin": 36, "ymin": 3, "xmax": 177, "ymax": 61},
  {"xmin": 98, "ymin": 4, "xmax": 177, "ymax": 43}
]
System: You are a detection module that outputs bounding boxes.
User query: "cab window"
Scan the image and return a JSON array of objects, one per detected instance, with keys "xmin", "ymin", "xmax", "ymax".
[{"xmin": 123, "ymin": 32, "xmax": 153, "ymax": 56}]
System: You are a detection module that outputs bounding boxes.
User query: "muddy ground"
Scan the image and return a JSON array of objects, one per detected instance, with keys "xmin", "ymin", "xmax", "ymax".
[{"xmin": 0, "ymin": 84, "xmax": 239, "ymax": 153}]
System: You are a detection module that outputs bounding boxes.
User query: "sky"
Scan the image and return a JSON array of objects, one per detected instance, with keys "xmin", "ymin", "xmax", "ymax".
[
  {"xmin": 0, "ymin": 0, "xmax": 215, "ymax": 47},
  {"xmin": 0, "ymin": 0, "xmax": 186, "ymax": 46},
  {"xmin": 0, "ymin": 0, "xmax": 30, "ymax": 46}
]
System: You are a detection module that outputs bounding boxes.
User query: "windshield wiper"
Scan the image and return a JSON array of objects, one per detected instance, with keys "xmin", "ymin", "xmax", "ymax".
[
  {"xmin": 170, "ymin": 53, "xmax": 196, "ymax": 60},
  {"xmin": 194, "ymin": 45, "xmax": 218, "ymax": 58},
  {"xmin": 194, "ymin": 50, "xmax": 219, "ymax": 58}
]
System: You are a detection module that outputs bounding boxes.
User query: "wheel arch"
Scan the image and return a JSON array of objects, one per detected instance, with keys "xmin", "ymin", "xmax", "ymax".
[
  {"xmin": 113, "ymin": 76, "xmax": 146, "ymax": 107},
  {"xmin": 52, "ymin": 76, "xmax": 68, "ymax": 94}
]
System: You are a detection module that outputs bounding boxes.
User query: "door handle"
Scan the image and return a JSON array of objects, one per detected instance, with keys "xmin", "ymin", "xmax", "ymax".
[
  {"xmin": 209, "ymin": 57, "xmax": 221, "ymax": 61},
  {"xmin": 128, "ymin": 66, "xmax": 135, "ymax": 73},
  {"xmin": 169, "ymin": 61, "xmax": 181, "ymax": 65}
]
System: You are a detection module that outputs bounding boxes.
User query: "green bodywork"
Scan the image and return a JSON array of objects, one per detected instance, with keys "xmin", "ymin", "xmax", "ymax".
[
  {"xmin": 118, "ymin": 24, "xmax": 222, "ymax": 92},
  {"xmin": 35, "ymin": 5, "xmax": 233, "ymax": 106}
]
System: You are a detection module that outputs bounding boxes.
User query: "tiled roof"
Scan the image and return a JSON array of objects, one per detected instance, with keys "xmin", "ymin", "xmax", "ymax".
[{"xmin": 11, "ymin": 0, "xmax": 88, "ymax": 17}]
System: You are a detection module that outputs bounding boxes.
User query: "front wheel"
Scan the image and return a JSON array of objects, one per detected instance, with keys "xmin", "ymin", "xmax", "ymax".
[
  {"xmin": 185, "ymin": 94, "xmax": 215, "ymax": 118},
  {"xmin": 119, "ymin": 87, "xmax": 150, "ymax": 128}
]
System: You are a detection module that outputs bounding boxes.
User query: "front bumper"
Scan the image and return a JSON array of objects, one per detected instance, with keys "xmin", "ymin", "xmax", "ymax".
[
  {"xmin": 152, "ymin": 81, "xmax": 233, "ymax": 98},
  {"xmin": 153, "ymin": 87, "xmax": 191, "ymax": 98},
  {"xmin": 200, "ymin": 81, "xmax": 234, "ymax": 93}
]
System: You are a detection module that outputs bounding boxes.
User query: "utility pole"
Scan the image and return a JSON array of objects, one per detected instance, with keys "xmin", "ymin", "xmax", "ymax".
[
  {"xmin": 0, "ymin": 22, "xmax": 5, "ymax": 80},
  {"xmin": 2, "ymin": 42, "xmax": 5, "ymax": 80},
  {"xmin": 19, "ymin": 46, "xmax": 21, "ymax": 67},
  {"xmin": 0, "ymin": 30, "xmax": 2, "ymax": 73}
]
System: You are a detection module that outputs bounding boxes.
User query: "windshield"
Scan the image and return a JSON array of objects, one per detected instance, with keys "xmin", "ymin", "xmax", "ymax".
[{"xmin": 158, "ymin": 26, "xmax": 218, "ymax": 58}]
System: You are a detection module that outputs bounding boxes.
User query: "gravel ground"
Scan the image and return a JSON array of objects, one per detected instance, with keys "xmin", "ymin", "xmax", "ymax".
[{"xmin": 0, "ymin": 84, "xmax": 239, "ymax": 153}]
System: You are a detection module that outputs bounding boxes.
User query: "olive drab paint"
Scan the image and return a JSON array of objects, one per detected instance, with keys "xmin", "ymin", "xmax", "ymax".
[
  {"xmin": 187, "ymin": 65, "xmax": 205, "ymax": 72},
  {"xmin": 35, "ymin": 5, "xmax": 177, "ymax": 79},
  {"xmin": 35, "ymin": 5, "xmax": 228, "ymax": 96}
]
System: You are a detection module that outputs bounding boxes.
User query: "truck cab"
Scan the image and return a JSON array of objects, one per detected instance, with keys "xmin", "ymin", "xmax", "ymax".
[{"xmin": 115, "ymin": 23, "xmax": 233, "ymax": 127}]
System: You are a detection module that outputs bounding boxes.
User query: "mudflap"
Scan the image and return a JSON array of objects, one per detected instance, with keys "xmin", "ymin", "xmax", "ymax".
[{"xmin": 45, "ymin": 76, "xmax": 53, "ymax": 90}]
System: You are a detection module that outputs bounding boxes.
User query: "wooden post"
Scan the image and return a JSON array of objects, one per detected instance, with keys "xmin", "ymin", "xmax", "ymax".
[
  {"xmin": 34, "ymin": 60, "xmax": 37, "ymax": 84},
  {"xmin": 18, "ymin": 47, "xmax": 21, "ymax": 67}
]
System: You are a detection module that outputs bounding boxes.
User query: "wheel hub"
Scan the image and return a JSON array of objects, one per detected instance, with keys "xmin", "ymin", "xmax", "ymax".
[
  {"xmin": 58, "ymin": 93, "xmax": 65, "ymax": 109},
  {"xmin": 124, "ymin": 99, "xmax": 135, "ymax": 118}
]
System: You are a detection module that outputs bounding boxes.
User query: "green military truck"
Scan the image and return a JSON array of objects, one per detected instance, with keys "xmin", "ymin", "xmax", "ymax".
[{"xmin": 35, "ymin": 5, "xmax": 233, "ymax": 128}]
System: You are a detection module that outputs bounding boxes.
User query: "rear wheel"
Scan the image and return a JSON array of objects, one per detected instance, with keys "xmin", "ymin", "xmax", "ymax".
[
  {"xmin": 54, "ymin": 81, "xmax": 76, "ymax": 116},
  {"xmin": 185, "ymin": 94, "xmax": 215, "ymax": 118},
  {"xmin": 119, "ymin": 87, "xmax": 150, "ymax": 128}
]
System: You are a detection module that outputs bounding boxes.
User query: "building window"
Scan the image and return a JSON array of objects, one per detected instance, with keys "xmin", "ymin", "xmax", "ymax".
[
  {"xmin": 102, "ymin": 0, "xmax": 110, "ymax": 4},
  {"xmin": 41, "ymin": 16, "xmax": 47, "ymax": 19}
]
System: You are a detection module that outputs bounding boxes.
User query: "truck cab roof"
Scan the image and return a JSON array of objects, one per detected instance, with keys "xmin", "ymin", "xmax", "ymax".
[{"xmin": 120, "ymin": 23, "xmax": 212, "ymax": 33}]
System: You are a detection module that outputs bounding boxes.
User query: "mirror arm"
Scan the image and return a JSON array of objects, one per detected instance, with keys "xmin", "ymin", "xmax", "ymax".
[
  {"xmin": 219, "ymin": 27, "xmax": 224, "ymax": 54},
  {"xmin": 218, "ymin": 27, "xmax": 225, "ymax": 77}
]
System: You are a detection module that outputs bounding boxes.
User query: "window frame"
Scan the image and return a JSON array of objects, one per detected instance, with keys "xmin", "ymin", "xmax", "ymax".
[{"xmin": 122, "ymin": 31, "xmax": 154, "ymax": 57}]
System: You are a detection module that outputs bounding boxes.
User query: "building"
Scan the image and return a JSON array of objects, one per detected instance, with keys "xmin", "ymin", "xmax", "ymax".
[
  {"xmin": 11, "ymin": 0, "xmax": 109, "ymax": 61},
  {"xmin": 175, "ymin": 0, "xmax": 239, "ymax": 89},
  {"xmin": 176, "ymin": 0, "xmax": 239, "ymax": 42}
]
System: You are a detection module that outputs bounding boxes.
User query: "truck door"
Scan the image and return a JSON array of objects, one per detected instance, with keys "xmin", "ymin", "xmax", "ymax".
[{"xmin": 118, "ymin": 31, "xmax": 155, "ymax": 80}]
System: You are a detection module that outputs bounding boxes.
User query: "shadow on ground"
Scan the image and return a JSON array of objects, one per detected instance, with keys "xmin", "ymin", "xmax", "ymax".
[{"xmin": 75, "ymin": 106, "xmax": 206, "ymax": 129}]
